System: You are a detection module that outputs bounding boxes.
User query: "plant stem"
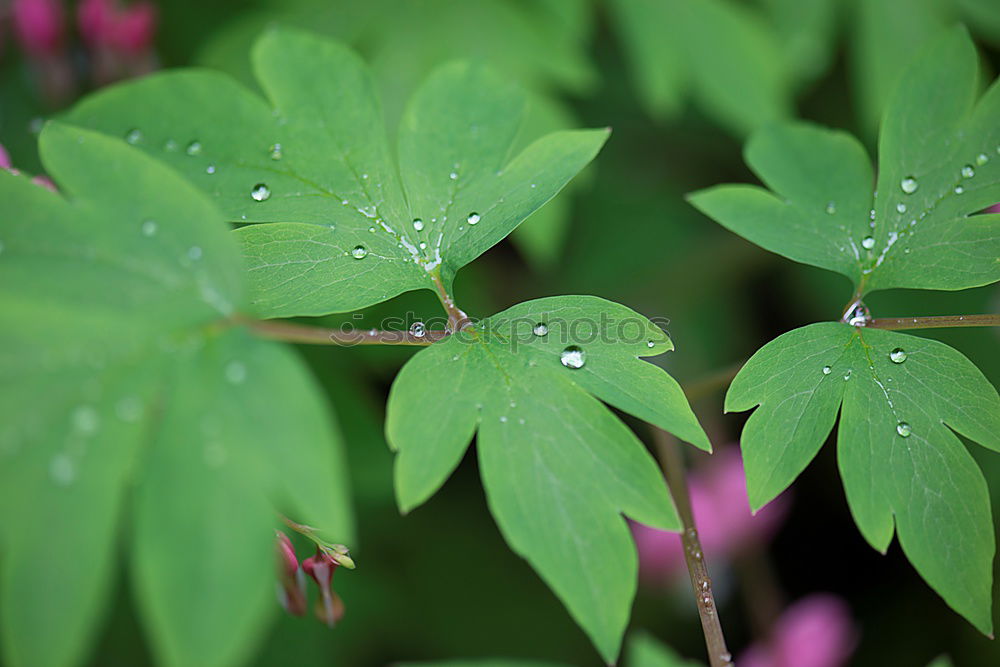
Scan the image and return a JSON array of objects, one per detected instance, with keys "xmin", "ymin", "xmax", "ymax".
[
  {"xmin": 429, "ymin": 270, "xmax": 471, "ymax": 332},
  {"xmin": 653, "ymin": 429, "xmax": 733, "ymax": 667},
  {"xmin": 867, "ymin": 313, "xmax": 1000, "ymax": 330},
  {"xmin": 250, "ymin": 319, "xmax": 447, "ymax": 346}
]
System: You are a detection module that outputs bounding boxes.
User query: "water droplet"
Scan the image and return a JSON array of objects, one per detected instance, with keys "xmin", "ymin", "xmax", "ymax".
[
  {"xmin": 825, "ymin": 201, "xmax": 836, "ymax": 214},
  {"xmin": 499, "ymin": 416, "xmax": 508, "ymax": 423},
  {"xmin": 225, "ymin": 361, "xmax": 247, "ymax": 384},
  {"xmin": 187, "ymin": 246, "xmax": 202, "ymax": 261},
  {"xmin": 889, "ymin": 348, "xmax": 907, "ymax": 364},
  {"xmin": 186, "ymin": 140, "xmax": 202, "ymax": 156},
  {"xmin": 72, "ymin": 405, "xmax": 100, "ymax": 435},
  {"xmin": 412, "ymin": 218, "xmax": 424, "ymax": 231},
  {"xmin": 269, "ymin": 143, "xmax": 282, "ymax": 160},
  {"xmin": 532, "ymin": 322, "xmax": 548, "ymax": 337},
  {"xmin": 976, "ymin": 152, "xmax": 989, "ymax": 166},
  {"xmin": 125, "ymin": 128, "xmax": 142, "ymax": 144},
  {"xmin": 467, "ymin": 212, "xmax": 481, "ymax": 225},
  {"xmin": 900, "ymin": 176, "xmax": 918, "ymax": 194},
  {"xmin": 843, "ymin": 369, "xmax": 853, "ymax": 381},
  {"xmin": 961, "ymin": 164, "xmax": 975, "ymax": 178},
  {"xmin": 869, "ymin": 208, "xmax": 876, "ymax": 221},
  {"xmin": 560, "ymin": 346, "xmax": 586, "ymax": 369},
  {"xmin": 164, "ymin": 139, "xmax": 178, "ymax": 151},
  {"xmin": 50, "ymin": 454, "xmax": 76, "ymax": 485},
  {"xmin": 351, "ymin": 245, "xmax": 368, "ymax": 259},
  {"xmin": 449, "ymin": 171, "xmax": 458, "ymax": 180},
  {"xmin": 646, "ymin": 340, "xmax": 656, "ymax": 348},
  {"xmin": 419, "ymin": 241, "xmax": 427, "ymax": 249},
  {"xmin": 896, "ymin": 202, "xmax": 906, "ymax": 213},
  {"xmin": 206, "ymin": 164, "xmax": 216, "ymax": 175},
  {"xmin": 955, "ymin": 185, "xmax": 965, "ymax": 194},
  {"xmin": 141, "ymin": 219, "xmax": 158, "ymax": 237},
  {"xmin": 846, "ymin": 301, "xmax": 871, "ymax": 327},
  {"xmin": 861, "ymin": 236, "xmax": 875, "ymax": 250},
  {"xmin": 251, "ymin": 183, "xmax": 271, "ymax": 202},
  {"xmin": 822, "ymin": 365, "xmax": 832, "ymax": 375},
  {"xmin": 409, "ymin": 322, "xmax": 427, "ymax": 338},
  {"xmin": 896, "ymin": 422, "xmax": 912, "ymax": 437}
]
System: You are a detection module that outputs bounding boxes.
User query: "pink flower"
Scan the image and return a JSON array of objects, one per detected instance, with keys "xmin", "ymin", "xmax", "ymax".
[
  {"xmin": 302, "ymin": 546, "xmax": 352, "ymax": 627},
  {"xmin": 633, "ymin": 447, "xmax": 789, "ymax": 582},
  {"xmin": 987, "ymin": 203, "xmax": 1000, "ymax": 214},
  {"xmin": 0, "ymin": 144, "xmax": 11, "ymax": 170},
  {"xmin": 12, "ymin": 0, "xmax": 64, "ymax": 57},
  {"xmin": 77, "ymin": 0, "xmax": 116, "ymax": 47},
  {"xmin": 108, "ymin": 1, "xmax": 155, "ymax": 53},
  {"xmin": 275, "ymin": 532, "xmax": 307, "ymax": 616},
  {"xmin": 738, "ymin": 594, "xmax": 858, "ymax": 667}
]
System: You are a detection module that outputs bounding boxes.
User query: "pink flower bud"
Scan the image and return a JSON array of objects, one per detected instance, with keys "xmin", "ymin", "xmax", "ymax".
[
  {"xmin": 302, "ymin": 546, "xmax": 351, "ymax": 627},
  {"xmin": 109, "ymin": 1, "xmax": 155, "ymax": 53},
  {"xmin": 77, "ymin": 0, "xmax": 115, "ymax": 47},
  {"xmin": 31, "ymin": 174, "xmax": 57, "ymax": 192},
  {"xmin": 12, "ymin": 0, "xmax": 65, "ymax": 57},
  {"xmin": 275, "ymin": 532, "xmax": 307, "ymax": 616}
]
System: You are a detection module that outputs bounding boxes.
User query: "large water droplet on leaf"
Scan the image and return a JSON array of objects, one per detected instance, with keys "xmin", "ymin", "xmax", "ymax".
[
  {"xmin": 961, "ymin": 164, "xmax": 975, "ymax": 178},
  {"xmin": 532, "ymin": 322, "xmax": 548, "ymax": 337},
  {"xmin": 412, "ymin": 218, "xmax": 424, "ymax": 231},
  {"xmin": 560, "ymin": 346, "xmax": 586, "ymax": 369},
  {"xmin": 889, "ymin": 348, "xmax": 907, "ymax": 364},
  {"xmin": 251, "ymin": 183, "xmax": 271, "ymax": 202},
  {"xmin": 896, "ymin": 422, "xmax": 912, "ymax": 437},
  {"xmin": 862, "ymin": 236, "xmax": 875, "ymax": 250},
  {"xmin": 410, "ymin": 322, "xmax": 427, "ymax": 338},
  {"xmin": 351, "ymin": 245, "xmax": 368, "ymax": 259},
  {"xmin": 467, "ymin": 212, "xmax": 481, "ymax": 225}
]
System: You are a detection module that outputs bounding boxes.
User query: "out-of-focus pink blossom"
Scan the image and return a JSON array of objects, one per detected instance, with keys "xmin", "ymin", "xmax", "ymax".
[
  {"xmin": 31, "ymin": 174, "xmax": 57, "ymax": 191},
  {"xmin": 738, "ymin": 594, "xmax": 857, "ymax": 667},
  {"xmin": 633, "ymin": 447, "xmax": 789, "ymax": 582},
  {"xmin": 0, "ymin": 144, "xmax": 11, "ymax": 170},
  {"xmin": 109, "ymin": 1, "xmax": 155, "ymax": 53},
  {"xmin": 77, "ymin": 0, "xmax": 155, "ymax": 52},
  {"xmin": 0, "ymin": 142, "xmax": 57, "ymax": 191},
  {"xmin": 77, "ymin": 0, "xmax": 116, "ymax": 47},
  {"xmin": 276, "ymin": 532, "xmax": 307, "ymax": 616},
  {"xmin": 987, "ymin": 203, "xmax": 1000, "ymax": 214},
  {"xmin": 12, "ymin": 0, "xmax": 64, "ymax": 57}
]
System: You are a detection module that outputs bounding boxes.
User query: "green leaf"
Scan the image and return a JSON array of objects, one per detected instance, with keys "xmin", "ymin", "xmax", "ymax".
[
  {"xmin": 386, "ymin": 296, "xmax": 708, "ymax": 662},
  {"xmin": 627, "ymin": 631, "xmax": 703, "ymax": 667},
  {"xmin": 726, "ymin": 322, "xmax": 1000, "ymax": 634},
  {"xmin": 0, "ymin": 123, "xmax": 352, "ymax": 667},
  {"xmin": 690, "ymin": 27, "xmax": 1000, "ymax": 295},
  {"xmin": 65, "ymin": 27, "xmax": 608, "ymax": 318},
  {"xmin": 608, "ymin": 0, "xmax": 792, "ymax": 136}
]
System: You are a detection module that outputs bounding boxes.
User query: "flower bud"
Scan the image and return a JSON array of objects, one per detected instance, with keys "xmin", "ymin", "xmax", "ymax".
[
  {"xmin": 302, "ymin": 545, "xmax": 352, "ymax": 628},
  {"xmin": 275, "ymin": 532, "xmax": 306, "ymax": 616},
  {"xmin": 13, "ymin": 0, "xmax": 65, "ymax": 57}
]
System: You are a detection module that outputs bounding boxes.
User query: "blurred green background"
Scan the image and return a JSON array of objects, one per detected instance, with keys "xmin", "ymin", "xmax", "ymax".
[{"xmin": 2, "ymin": 0, "xmax": 999, "ymax": 665}]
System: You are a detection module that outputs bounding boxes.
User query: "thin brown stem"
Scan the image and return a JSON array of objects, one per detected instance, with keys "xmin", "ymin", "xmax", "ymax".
[
  {"xmin": 429, "ymin": 270, "xmax": 471, "ymax": 332},
  {"xmin": 653, "ymin": 429, "xmax": 733, "ymax": 667},
  {"xmin": 250, "ymin": 319, "xmax": 447, "ymax": 346},
  {"xmin": 867, "ymin": 313, "xmax": 1000, "ymax": 331}
]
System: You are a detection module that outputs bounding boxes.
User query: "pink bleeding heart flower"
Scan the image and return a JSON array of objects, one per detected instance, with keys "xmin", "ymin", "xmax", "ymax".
[
  {"xmin": 77, "ymin": 0, "xmax": 115, "ymax": 46},
  {"xmin": 738, "ymin": 594, "xmax": 858, "ymax": 667},
  {"xmin": 12, "ymin": 0, "xmax": 65, "ymax": 57},
  {"xmin": 302, "ymin": 545, "xmax": 354, "ymax": 627},
  {"xmin": 275, "ymin": 532, "xmax": 307, "ymax": 616},
  {"xmin": 633, "ymin": 446, "xmax": 789, "ymax": 582},
  {"xmin": 108, "ymin": 1, "xmax": 155, "ymax": 53}
]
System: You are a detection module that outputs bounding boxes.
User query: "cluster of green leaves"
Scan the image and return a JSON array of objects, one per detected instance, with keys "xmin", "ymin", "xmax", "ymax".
[
  {"xmin": 0, "ymin": 124, "xmax": 353, "ymax": 667},
  {"xmin": 610, "ymin": 0, "xmax": 1000, "ymax": 137},
  {"xmin": 0, "ymin": 26, "xmax": 714, "ymax": 666},
  {"xmin": 690, "ymin": 27, "xmax": 1000, "ymax": 634}
]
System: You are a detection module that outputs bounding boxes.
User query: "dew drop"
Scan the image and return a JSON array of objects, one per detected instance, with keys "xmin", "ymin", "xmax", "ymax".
[
  {"xmin": 269, "ymin": 143, "xmax": 282, "ymax": 160},
  {"xmin": 186, "ymin": 140, "xmax": 202, "ymax": 156},
  {"xmin": 961, "ymin": 164, "xmax": 975, "ymax": 178},
  {"xmin": 164, "ymin": 139, "xmax": 179, "ymax": 151},
  {"xmin": 225, "ymin": 360, "xmax": 247, "ymax": 384},
  {"xmin": 889, "ymin": 348, "xmax": 907, "ymax": 364},
  {"xmin": 843, "ymin": 369, "xmax": 852, "ymax": 381},
  {"xmin": 449, "ymin": 171, "xmax": 458, "ymax": 180},
  {"xmin": 412, "ymin": 218, "xmax": 424, "ymax": 231},
  {"xmin": 825, "ymin": 201, "xmax": 836, "ymax": 214},
  {"xmin": 954, "ymin": 185, "xmax": 965, "ymax": 194},
  {"xmin": 125, "ymin": 128, "xmax": 142, "ymax": 144},
  {"xmin": 976, "ymin": 152, "xmax": 989, "ymax": 166},
  {"xmin": 896, "ymin": 202, "xmax": 906, "ymax": 213},
  {"xmin": 560, "ymin": 345, "xmax": 586, "ymax": 369},
  {"xmin": 900, "ymin": 176, "xmax": 918, "ymax": 194},
  {"xmin": 861, "ymin": 235, "xmax": 875, "ymax": 250},
  {"xmin": 141, "ymin": 219, "xmax": 158, "ymax": 237},
  {"xmin": 251, "ymin": 183, "xmax": 271, "ymax": 202},
  {"xmin": 409, "ymin": 322, "xmax": 427, "ymax": 338},
  {"xmin": 351, "ymin": 245, "xmax": 368, "ymax": 259},
  {"xmin": 205, "ymin": 164, "xmax": 216, "ymax": 175},
  {"xmin": 647, "ymin": 340, "xmax": 656, "ymax": 348},
  {"xmin": 50, "ymin": 454, "xmax": 76, "ymax": 485},
  {"xmin": 72, "ymin": 405, "xmax": 100, "ymax": 435},
  {"xmin": 499, "ymin": 416, "xmax": 508, "ymax": 423},
  {"xmin": 467, "ymin": 212, "xmax": 481, "ymax": 225},
  {"xmin": 532, "ymin": 322, "xmax": 548, "ymax": 337},
  {"xmin": 419, "ymin": 241, "xmax": 427, "ymax": 249},
  {"xmin": 822, "ymin": 365, "xmax": 832, "ymax": 375},
  {"xmin": 896, "ymin": 422, "xmax": 912, "ymax": 437}
]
